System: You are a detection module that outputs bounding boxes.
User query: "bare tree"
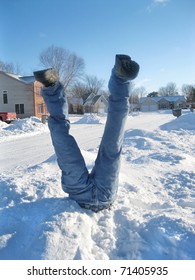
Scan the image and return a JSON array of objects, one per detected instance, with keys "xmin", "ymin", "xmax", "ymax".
[
  {"xmin": 0, "ymin": 60, "xmax": 13, "ymax": 72},
  {"xmin": 158, "ymin": 86, "xmax": 167, "ymax": 96},
  {"xmin": 132, "ymin": 86, "xmax": 147, "ymax": 98},
  {"xmin": 85, "ymin": 75, "xmax": 105, "ymax": 95},
  {"xmin": 39, "ymin": 45, "xmax": 85, "ymax": 89},
  {"xmin": 182, "ymin": 84, "xmax": 195, "ymax": 102},
  {"xmin": 69, "ymin": 81, "xmax": 87, "ymax": 97},
  {"xmin": 0, "ymin": 59, "xmax": 21, "ymax": 74},
  {"xmin": 159, "ymin": 82, "xmax": 178, "ymax": 96},
  {"xmin": 69, "ymin": 75, "xmax": 105, "ymax": 97},
  {"xmin": 166, "ymin": 82, "xmax": 178, "ymax": 96}
]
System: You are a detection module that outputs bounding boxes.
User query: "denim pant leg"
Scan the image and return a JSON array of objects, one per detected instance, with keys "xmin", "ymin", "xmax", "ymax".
[
  {"xmin": 90, "ymin": 70, "xmax": 130, "ymax": 206},
  {"xmin": 42, "ymin": 83, "xmax": 93, "ymax": 202}
]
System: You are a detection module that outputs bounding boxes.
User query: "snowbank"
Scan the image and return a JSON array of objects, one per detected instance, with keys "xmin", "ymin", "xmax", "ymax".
[
  {"xmin": 0, "ymin": 121, "xmax": 9, "ymax": 129},
  {"xmin": 160, "ymin": 112, "xmax": 195, "ymax": 131},
  {"xmin": 73, "ymin": 114, "xmax": 106, "ymax": 124},
  {"xmin": 0, "ymin": 117, "xmax": 48, "ymax": 142},
  {"xmin": 5, "ymin": 117, "xmax": 43, "ymax": 132}
]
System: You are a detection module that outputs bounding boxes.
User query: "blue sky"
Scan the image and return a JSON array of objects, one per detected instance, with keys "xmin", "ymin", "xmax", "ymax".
[{"xmin": 1, "ymin": 0, "xmax": 195, "ymax": 93}]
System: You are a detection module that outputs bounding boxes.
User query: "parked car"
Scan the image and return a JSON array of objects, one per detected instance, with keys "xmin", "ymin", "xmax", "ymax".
[{"xmin": 0, "ymin": 112, "xmax": 17, "ymax": 123}]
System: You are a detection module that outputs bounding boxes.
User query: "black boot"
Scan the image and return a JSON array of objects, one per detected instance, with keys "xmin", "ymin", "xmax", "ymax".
[
  {"xmin": 115, "ymin": 54, "xmax": 140, "ymax": 80},
  {"xmin": 33, "ymin": 68, "xmax": 59, "ymax": 87}
]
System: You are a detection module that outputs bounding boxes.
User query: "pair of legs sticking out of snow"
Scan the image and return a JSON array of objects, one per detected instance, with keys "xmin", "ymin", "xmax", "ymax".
[{"xmin": 34, "ymin": 54, "xmax": 139, "ymax": 212}]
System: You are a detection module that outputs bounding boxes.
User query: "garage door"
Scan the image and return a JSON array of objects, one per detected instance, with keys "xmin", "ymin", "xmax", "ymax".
[{"xmin": 141, "ymin": 104, "xmax": 158, "ymax": 112}]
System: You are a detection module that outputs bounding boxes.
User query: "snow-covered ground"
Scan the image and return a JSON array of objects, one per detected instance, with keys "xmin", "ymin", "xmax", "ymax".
[{"xmin": 0, "ymin": 111, "xmax": 195, "ymax": 260}]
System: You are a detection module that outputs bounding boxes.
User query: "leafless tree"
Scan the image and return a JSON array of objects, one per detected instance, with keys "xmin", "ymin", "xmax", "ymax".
[
  {"xmin": 69, "ymin": 81, "xmax": 87, "ymax": 97},
  {"xmin": 166, "ymin": 82, "xmax": 178, "ymax": 96},
  {"xmin": 159, "ymin": 82, "xmax": 178, "ymax": 96},
  {"xmin": 158, "ymin": 86, "xmax": 167, "ymax": 96},
  {"xmin": 39, "ymin": 45, "xmax": 85, "ymax": 89},
  {"xmin": 0, "ymin": 59, "xmax": 21, "ymax": 74},
  {"xmin": 129, "ymin": 86, "xmax": 146, "ymax": 104},
  {"xmin": 85, "ymin": 75, "xmax": 105, "ymax": 95},
  {"xmin": 132, "ymin": 86, "xmax": 147, "ymax": 98},
  {"xmin": 182, "ymin": 84, "xmax": 195, "ymax": 102},
  {"xmin": 70, "ymin": 75, "xmax": 105, "ymax": 97}
]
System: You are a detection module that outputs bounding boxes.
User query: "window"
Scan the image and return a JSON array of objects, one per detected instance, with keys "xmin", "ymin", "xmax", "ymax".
[
  {"xmin": 3, "ymin": 91, "xmax": 8, "ymax": 104},
  {"xmin": 36, "ymin": 86, "xmax": 42, "ymax": 96},
  {"xmin": 15, "ymin": 104, "xmax": 24, "ymax": 114},
  {"xmin": 38, "ymin": 104, "xmax": 44, "ymax": 114}
]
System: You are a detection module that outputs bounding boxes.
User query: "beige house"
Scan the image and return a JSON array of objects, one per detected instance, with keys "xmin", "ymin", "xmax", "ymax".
[
  {"xmin": 158, "ymin": 98, "xmax": 170, "ymax": 110},
  {"xmin": 0, "ymin": 71, "xmax": 47, "ymax": 119},
  {"xmin": 140, "ymin": 96, "xmax": 187, "ymax": 112},
  {"xmin": 68, "ymin": 92, "xmax": 108, "ymax": 114},
  {"xmin": 83, "ymin": 94, "xmax": 108, "ymax": 114},
  {"xmin": 140, "ymin": 97, "xmax": 159, "ymax": 112}
]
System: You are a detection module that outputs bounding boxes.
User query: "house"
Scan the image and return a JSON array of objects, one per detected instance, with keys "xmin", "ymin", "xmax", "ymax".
[
  {"xmin": 68, "ymin": 92, "xmax": 108, "ymax": 114},
  {"xmin": 140, "ymin": 96, "xmax": 187, "ymax": 112},
  {"xmin": 162, "ymin": 96, "xmax": 187, "ymax": 109},
  {"xmin": 0, "ymin": 71, "xmax": 47, "ymax": 119},
  {"xmin": 158, "ymin": 97, "xmax": 170, "ymax": 110},
  {"xmin": 83, "ymin": 93, "xmax": 108, "ymax": 114},
  {"xmin": 140, "ymin": 97, "xmax": 159, "ymax": 112}
]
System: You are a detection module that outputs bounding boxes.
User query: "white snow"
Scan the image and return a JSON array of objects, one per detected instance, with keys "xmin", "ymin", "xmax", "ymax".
[
  {"xmin": 73, "ymin": 113, "xmax": 106, "ymax": 124},
  {"xmin": 0, "ymin": 117, "xmax": 48, "ymax": 143},
  {"xmin": 0, "ymin": 110, "xmax": 195, "ymax": 260}
]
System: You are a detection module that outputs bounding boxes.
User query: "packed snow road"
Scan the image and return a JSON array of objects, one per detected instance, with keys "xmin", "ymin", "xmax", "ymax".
[
  {"xmin": 0, "ymin": 133, "xmax": 53, "ymax": 172},
  {"xmin": 0, "ymin": 112, "xmax": 173, "ymax": 172},
  {"xmin": 0, "ymin": 118, "xmax": 105, "ymax": 172}
]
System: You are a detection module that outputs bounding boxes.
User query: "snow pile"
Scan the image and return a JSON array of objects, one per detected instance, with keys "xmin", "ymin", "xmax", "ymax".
[
  {"xmin": 0, "ymin": 121, "xmax": 9, "ymax": 129},
  {"xmin": 6, "ymin": 117, "xmax": 44, "ymax": 132},
  {"xmin": 0, "ymin": 112, "xmax": 195, "ymax": 260},
  {"xmin": 0, "ymin": 117, "xmax": 48, "ymax": 142},
  {"xmin": 74, "ymin": 114, "xmax": 106, "ymax": 124},
  {"xmin": 160, "ymin": 112, "xmax": 195, "ymax": 131}
]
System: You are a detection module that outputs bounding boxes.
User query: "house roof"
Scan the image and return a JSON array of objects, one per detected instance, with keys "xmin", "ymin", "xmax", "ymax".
[
  {"xmin": 0, "ymin": 71, "xmax": 35, "ymax": 84},
  {"xmin": 83, "ymin": 94, "xmax": 108, "ymax": 106},
  {"xmin": 140, "ymin": 97, "xmax": 159, "ymax": 103},
  {"xmin": 140, "ymin": 95, "xmax": 186, "ymax": 103},
  {"xmin": 83, "ymin": 92, "xmax": 96, "ymax": 103},
  {"xmin": 91, "ymin": 95, "xmax": 101, "ymax": 105},
  {"xmin": 160, "ymin": 96, "xmax": 186, "ymax": 102},
  {"xmin": 19, "ymin": 76, "xmax": 35, "ymax": 84}
]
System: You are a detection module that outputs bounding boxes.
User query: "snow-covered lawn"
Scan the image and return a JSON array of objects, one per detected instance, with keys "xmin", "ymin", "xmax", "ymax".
[{"xmin": 0, "ymin": 111, "xmax": 195, "ymax": 260}]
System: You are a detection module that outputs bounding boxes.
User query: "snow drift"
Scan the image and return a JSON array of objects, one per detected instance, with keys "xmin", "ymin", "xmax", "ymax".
[
  {"xmin": 73, "ymin": 113, "xmax": 106, "ymax": 124},
  {"xmin": 160, "ymin": 112, "xmax": 195, "ymax": 131},
  {"xmin": 0, "ymin": 117, "xmax": 48, "ymax": 142}
]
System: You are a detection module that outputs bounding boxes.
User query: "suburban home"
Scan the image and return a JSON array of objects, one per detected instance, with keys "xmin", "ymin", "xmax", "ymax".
[
  {"xmin": 140, "ymin": 97, "xmax": 159, "ymax": 112},
  {"xmin": 139, "ymin": 96, "xmax": 187, "ymax": 112},
  {"xmin": 0, "ymin": 71, "xmax": 47, "ymax": 119},
  {"xmin": 83, "ymin": 93, "xmax": 108, "ymax": 114},
  {"xmin": 68, "ymin": 92, "xmax": 108, "ymax": 114}
]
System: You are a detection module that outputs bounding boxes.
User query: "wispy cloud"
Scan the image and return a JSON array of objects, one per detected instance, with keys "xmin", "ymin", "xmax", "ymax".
[
  {"xmin": 38, "ymin": 32, "xmax": 47, "ymax": 39},
  {"xmin": 154, "ymin": 0, "xmax": 168, "ymax": 4},
  {"xmin": 147, "ymin": 0, "xmax": 169, "ymax": 12}
]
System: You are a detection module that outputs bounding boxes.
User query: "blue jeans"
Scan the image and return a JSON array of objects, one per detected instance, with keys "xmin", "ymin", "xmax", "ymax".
[{"xmin": 42, "ymin": 69, "xmax": 130, "ymax": 212}]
